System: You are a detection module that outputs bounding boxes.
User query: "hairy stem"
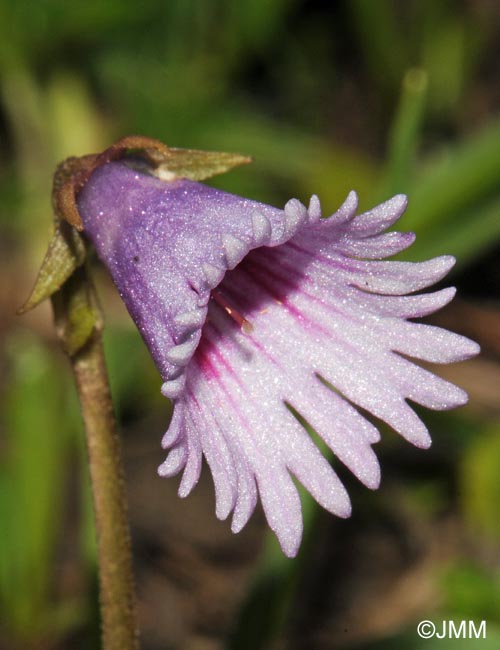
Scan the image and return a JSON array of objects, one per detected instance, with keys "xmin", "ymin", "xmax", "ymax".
[
  {"xmin": 52, "ymin": 270, "xmax": 140, "ymax": 650},
  {"xmin": 73, "ymin": 335, "xmax": 140, "ymax": 650}
]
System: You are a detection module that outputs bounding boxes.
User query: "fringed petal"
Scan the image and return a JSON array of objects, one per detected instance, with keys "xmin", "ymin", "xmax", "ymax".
[{"xmin": 77, "ymin": 164, "xmax": 479, "ymax": 557}]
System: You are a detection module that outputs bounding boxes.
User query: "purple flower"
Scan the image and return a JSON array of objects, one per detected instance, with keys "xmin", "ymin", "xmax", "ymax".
[{"xmin": 77, "ymin": 161, "xmax": 479, "ymax": 557}]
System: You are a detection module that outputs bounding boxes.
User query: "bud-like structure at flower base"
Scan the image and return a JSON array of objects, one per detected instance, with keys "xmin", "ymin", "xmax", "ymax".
[{"xmin": 77, "ymin": 159, "xmax": 479, "ymax": 557}]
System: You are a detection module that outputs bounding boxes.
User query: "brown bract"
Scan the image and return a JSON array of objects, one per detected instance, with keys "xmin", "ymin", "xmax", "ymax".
[
  {"xmin": 53, "ymin": 135, "xmax": 252, "ymax": 230},
  {"xmin": 53, "ymin": 135, "xmax": 172, "ymax": 230}
]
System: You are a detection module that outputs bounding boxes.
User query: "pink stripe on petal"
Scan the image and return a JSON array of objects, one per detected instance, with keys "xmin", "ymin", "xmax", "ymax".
[
  {"xmin": 279, "ymin": 279, "xmax": 476, "ymax": 370},
  {"xmin": 192, "ymin": 322, "xmax": 313, "ymax": 551},
  {"xmin": 82, "ymin": 164, "xmax": 478, "ymax": 555}
]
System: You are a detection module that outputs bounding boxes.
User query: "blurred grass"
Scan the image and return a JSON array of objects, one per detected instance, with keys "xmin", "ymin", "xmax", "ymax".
[
  {"xmin": 0, "ymin": 332, "xmax": 83, "ymax": 641},
  {"xmin": 460, "ymin": 421, "xmax": 500, "ymax": 541},
  {"xmin": 0, "ymin": 0, "xmax": 499, "ymax": 648}
]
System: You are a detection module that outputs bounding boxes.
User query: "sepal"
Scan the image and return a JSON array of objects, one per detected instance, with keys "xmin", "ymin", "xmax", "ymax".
[{"xmin": 18, "ymin": 221, "xmax": 86, "ymax": 314}]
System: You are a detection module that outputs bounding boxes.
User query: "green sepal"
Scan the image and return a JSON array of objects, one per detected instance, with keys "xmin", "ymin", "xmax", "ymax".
[
  {"xmin": 51, "ymin": 267, "xmax": 102, "ymax": 357},
  {"xmin": 18, "ymin": 222, "xmax": 86, "ymax": 314},
  {"xmin": 151, "ymin": 147, "xmax": 252, "ymax": 181}
]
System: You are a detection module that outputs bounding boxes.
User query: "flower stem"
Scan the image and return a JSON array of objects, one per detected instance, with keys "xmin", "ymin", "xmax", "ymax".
[
  {"xmin": 51, "ymin": 270, "xmax": 140, "ymax": 650},
  {"xmin": 73, "ymin": 335, "xmax": 140, "ymax": 650}
]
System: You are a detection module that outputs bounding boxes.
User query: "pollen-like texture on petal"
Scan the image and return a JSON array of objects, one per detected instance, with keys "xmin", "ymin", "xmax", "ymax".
[
  {"xmin": 78, "ymin": 161, "xmax": 479, "ymax": 557},
  {"xmin": 78, "ymin": 162, "xmax": 307, "ymax": 390}
]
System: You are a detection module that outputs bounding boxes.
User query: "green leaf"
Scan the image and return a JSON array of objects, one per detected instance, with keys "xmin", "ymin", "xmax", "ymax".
[
  {"xmin": 348, "ymin": 0, "xmax": 409, "ymax": 90},
  {"xmin": 401, "ymin": 117, "xmax": 500, "ymax": 233},
  {"xmin": 460, "ymin": 422, "xmax": 500, "ymax": 540},
  {"xmin": 382, "ymin": 67, "xmax": 428, "ymax": 198},
  {"xmin": 401, "ymin": 195, "xmax": 500, "ymax": 264},
  {"xmin": 0, "ymin": 332, "xmax": 74, "ymax": 638},
  {"xmin": 442, "ymin": 561, "xmax": 500, "ymax": 622}
]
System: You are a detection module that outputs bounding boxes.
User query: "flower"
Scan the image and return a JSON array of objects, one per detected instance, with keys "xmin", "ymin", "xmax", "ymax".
[{"xmin": 77, "ymin": 160, "xmax": 479, "ymax": 557}]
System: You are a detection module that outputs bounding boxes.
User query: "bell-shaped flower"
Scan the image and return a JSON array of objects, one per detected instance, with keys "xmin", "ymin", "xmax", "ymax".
[{"xmin": 77, "ymin": 160, "xmax": 479, "ymax": 557}]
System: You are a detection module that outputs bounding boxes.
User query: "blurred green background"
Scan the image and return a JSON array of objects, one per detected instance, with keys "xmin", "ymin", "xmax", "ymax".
[{"xmin": 1, "ymin": 1, "xmax": 500, "ymax": 648}]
